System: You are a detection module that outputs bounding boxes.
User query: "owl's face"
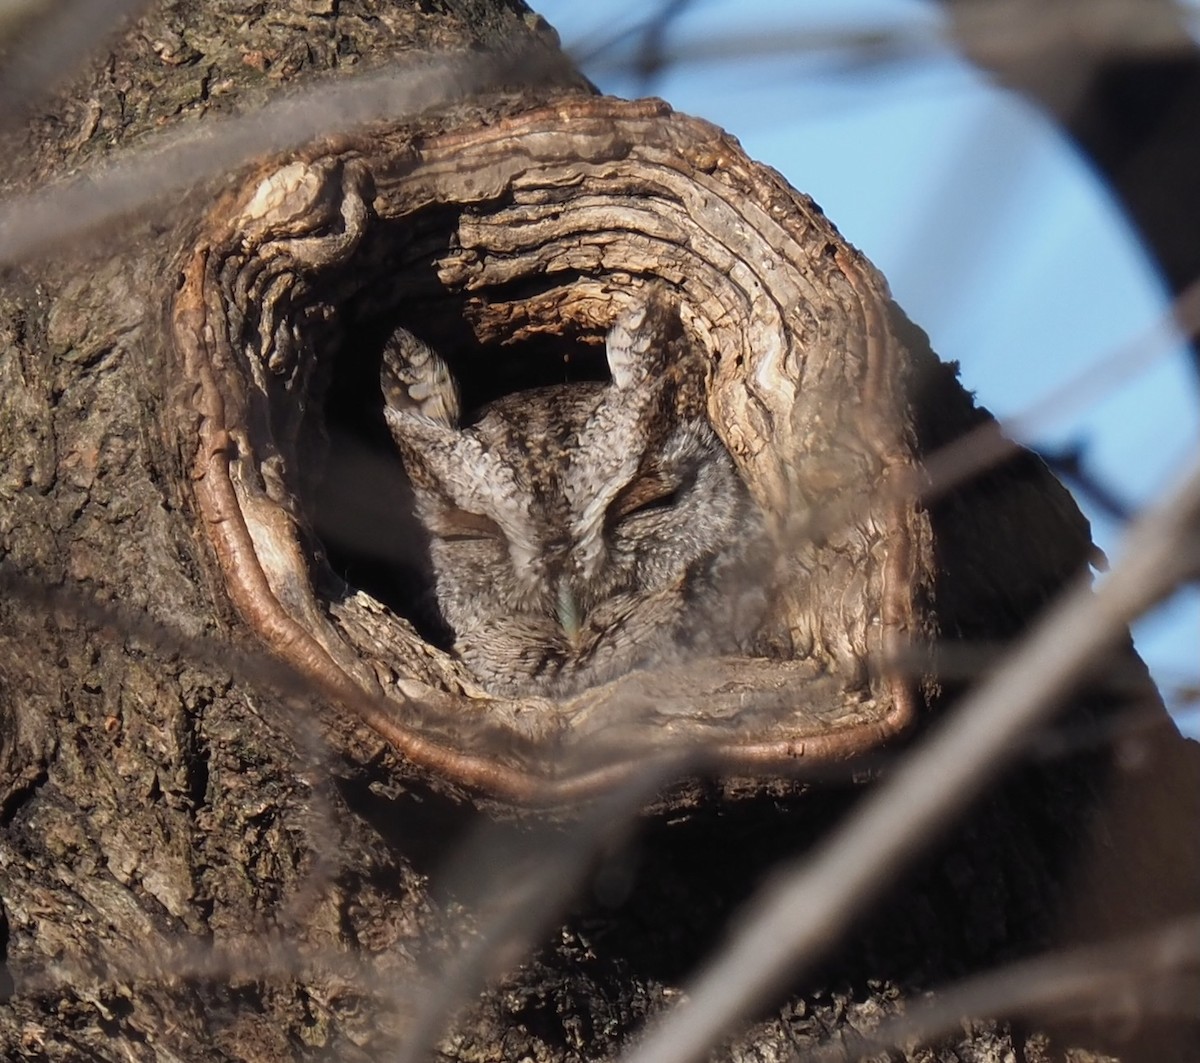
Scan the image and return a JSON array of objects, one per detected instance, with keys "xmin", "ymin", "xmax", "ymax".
[{"xmin": 381, "ymin": 296, "xmax": 764, "ymax": 696}]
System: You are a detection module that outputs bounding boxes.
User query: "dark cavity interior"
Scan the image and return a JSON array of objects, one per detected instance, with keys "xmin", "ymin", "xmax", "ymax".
[{"xmin": 301, "ymin": 214, "xmax": 613, "ymax": 637}]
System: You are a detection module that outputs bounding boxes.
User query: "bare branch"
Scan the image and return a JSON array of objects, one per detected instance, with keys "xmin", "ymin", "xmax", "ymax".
[
  {"xmin": 810, "ymin": 913, "xmax": 1200, "ymax": 1061},
  {"xmin": 919, "ymin": 272, "xmax": 1200, "ymax": 509},
  {"xmin": 574, "ymin": 0, "xmax": 1197, "ymax": 82},
  {"xmin": 0, "ymin": 45, "xmax": 572, "ymax": 266},
  {"xmin": 621, "ymin": 454, "xmax": 1200, "ymax": 1063},
  {"xmin": 0, "ymin": 0, "xmax": 155, "ymax": 130},
  {"xmin": 393, "ymin": 760, "xmax": 685, "ymax": 1063}
]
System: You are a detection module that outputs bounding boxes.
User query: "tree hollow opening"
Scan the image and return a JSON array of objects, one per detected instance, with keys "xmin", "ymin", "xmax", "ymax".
[{"xmin": 171, "ymin": 96, "xmax": 929, "ymax": 804}]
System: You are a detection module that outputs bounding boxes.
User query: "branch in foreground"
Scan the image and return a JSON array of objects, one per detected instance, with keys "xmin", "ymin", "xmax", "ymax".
[
  {"xmin": 923, "ymin": 275, "xmax": 1200, "ymax": 508},
  {"xmin": 0, "ymin": 0, "xmax": 154, "ymax": 131},
  {"xmin": 0, "ymin": 46, "xmax": 573, "ymax": 266},
  {"xmin": 621, "ymin": 454, "xmax": 1200, "ymax": 1063},
  {"xmin": 812, "ymin": 912, "xmax": 1200, "ymax": 1061}
]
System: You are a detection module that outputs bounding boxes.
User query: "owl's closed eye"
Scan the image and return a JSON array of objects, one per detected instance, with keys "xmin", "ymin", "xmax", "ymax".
[{"xmin": 380, "ymin": 292, "xmax": 767, "ymax": 697}]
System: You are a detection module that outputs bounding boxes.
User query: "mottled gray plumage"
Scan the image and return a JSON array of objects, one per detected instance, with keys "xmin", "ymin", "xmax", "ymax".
[{"xmin": 380, "ymin": 293, "xmax": 766, "ymax": 697}]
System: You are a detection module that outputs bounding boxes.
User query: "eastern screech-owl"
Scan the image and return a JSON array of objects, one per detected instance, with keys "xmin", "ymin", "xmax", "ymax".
[{"xmin": 379, "ymin": 292, "xmax": 766, "ymax": 698}]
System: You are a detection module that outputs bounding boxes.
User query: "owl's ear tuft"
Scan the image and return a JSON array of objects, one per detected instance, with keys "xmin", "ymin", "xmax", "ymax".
[
  {"xmin": 380, "ymin": 326, "xmax": 462, "ymax": 429},
  {"xmin": 605, "ymin": 288, "xmax": 685, "ymax": 391}
]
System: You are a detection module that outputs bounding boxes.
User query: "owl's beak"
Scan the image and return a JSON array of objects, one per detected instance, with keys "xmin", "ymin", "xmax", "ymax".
[{"xmin": 556, "ymin": 582, "xmax": 583, "ymax": 645}]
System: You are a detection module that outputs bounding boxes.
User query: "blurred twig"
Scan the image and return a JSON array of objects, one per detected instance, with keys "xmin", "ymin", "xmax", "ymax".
[
  {"xmin": 809, "ymin": 912, "xmax": 1200, "ymax": 1061},
  {"xmin": 621, "ymin": 453, "xmax": 1200, "ymax": 1063},
  {"xmin": 573, "ymin": 0, "xmax": 1196, "ymax": 82},
  {"xmin": 916, "ymin": 271, "xmax": 1200, "ymax": 510},
  {"xmin": 392, "ymin": 758, "xmax": 686, "ymax": 1063},
  {"xmin": 0, "ymin": 45, "xmax": 573, "ymax": 265},
  {"xmin": 0, "ymin": 0, "xmax": 155, "ymax": 130}
]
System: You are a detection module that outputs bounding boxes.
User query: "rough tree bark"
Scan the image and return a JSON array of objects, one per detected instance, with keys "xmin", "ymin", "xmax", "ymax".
[{"xmin": 0, "ymin": 2, "xmax": 1197, "ymax": 1062}]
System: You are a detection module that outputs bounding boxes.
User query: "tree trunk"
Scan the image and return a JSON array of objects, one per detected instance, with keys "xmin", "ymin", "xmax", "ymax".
[{"xmin": 0, "ymin": 3, "xmax": 1197, "ymax": 1062}]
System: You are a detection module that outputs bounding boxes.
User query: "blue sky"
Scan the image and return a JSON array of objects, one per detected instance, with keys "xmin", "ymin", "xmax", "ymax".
[{"xmin": 536, "ymin": 0, "xmax": 1200, "ymax": 736}]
